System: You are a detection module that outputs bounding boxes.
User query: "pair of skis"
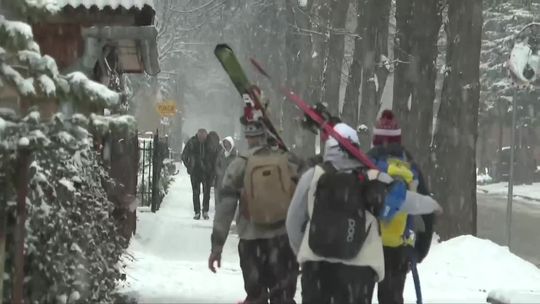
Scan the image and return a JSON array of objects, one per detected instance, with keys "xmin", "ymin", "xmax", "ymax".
[{"xmin": 214, "ymin": 44, "xmax": 377, "ymax": 170}]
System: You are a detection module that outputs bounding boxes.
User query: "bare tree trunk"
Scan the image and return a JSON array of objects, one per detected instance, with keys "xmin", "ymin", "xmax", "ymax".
[
  {"xmin": 285, "ymin": 0, "xmax": 314, "ymax": 156},
  {"xmin": 405, "ymin": 1, "xmax": 443, "ymax": 170},
  {"xmin": 323, "ymin": 0, "xmax": 351, "ymax": 116},
  {"xmin": 358, "ymin": 0, "xmax": 391, "ymax": 149},
  {"xmin": 342, "ymin": 0, "xmax": 366, "ymax": 126},
  {"xmin": 432, "ymin": 0, "xmax": 482, "ymax": 240},
  {"xmin": 392, "ymin": 0, "xmax": 414, "ymax": 132}
]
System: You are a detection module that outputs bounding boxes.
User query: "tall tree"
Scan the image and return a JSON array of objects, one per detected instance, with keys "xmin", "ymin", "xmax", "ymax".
[
  {"xmin": 323, "ymin": 0, "xmax": 351, "ymax": 115},
  {"xmin": 342, "ymin": 0, "xmax": 366, "ymax": 126},
  {"xmin": 357, "ymin": 0, "xmax": 391, "ymax": 148},
  {"xmin": 393, "ymin": 0, "xmax": 443, "ymax": 169},
  {"xmin": 432, "ymin": 0, "xmax": 482, "ymax": 239},
  {"xmin": 392, "ymin": 0, "xmax": 414, "ymax": 132},
  {"xmin": 284, "ymin": 0, "xmax": 314, "ymax": 155}
]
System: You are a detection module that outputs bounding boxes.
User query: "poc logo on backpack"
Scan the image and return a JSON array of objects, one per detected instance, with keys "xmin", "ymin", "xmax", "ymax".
[
  {"xmin": 308, "ymin": 163, "xmax": 369, "ymax": 260},
  {"xmin": 346, "ymin": 218, "xmax": 357, "ymax": 242}
]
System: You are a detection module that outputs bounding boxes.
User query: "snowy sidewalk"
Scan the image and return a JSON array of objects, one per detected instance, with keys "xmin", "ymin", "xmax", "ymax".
[
  {"xmin": 120, "ymin": 172, "xmax": 540, "ymax": 303},
  {"xmin": 119, "ymin": 172, "xmax": 245, "ymax": 303}
]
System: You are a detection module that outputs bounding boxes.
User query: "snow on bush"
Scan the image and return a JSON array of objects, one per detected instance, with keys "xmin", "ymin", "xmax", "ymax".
[
  {"xmin": 0, "ymin": 111, "xmax": 128, "ymax": 303},
  {"xmin": 0, "ymin": 16, "xmax": 135, "ymax": 304},
  {"xmin": 1, "ymin": 16, "xmax": 118, "ymax": 109}
]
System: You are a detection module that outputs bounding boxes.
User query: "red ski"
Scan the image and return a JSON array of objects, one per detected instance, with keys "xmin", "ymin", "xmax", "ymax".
[{"xmin": 250, "ymin": 58, "xmax": 377, "ymax": 170}]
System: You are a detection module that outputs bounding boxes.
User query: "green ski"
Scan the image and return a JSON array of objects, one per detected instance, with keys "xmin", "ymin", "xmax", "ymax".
[{"xmin": 214, "ymin": 44, "xmax": 287, "ymax": 151}]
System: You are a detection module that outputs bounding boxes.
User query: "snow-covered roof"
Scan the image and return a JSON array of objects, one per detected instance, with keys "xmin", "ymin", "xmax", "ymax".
[{"xmin": 24, "ymin": 0, "xmax": 154, "ymax": 12}]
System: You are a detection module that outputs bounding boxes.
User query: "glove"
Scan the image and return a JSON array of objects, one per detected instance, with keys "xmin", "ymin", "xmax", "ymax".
[
  {"xmin": 208, "ymin": 250, "xmax": 222, "ymax": 273},
  {"xmin": 380, "ymin": 180, "xmax": 407, "ymax": 221}
]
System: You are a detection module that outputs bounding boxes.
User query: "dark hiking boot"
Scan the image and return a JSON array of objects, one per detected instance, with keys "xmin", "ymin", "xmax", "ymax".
[
  {"xmin": 193, "ymin": 213, "xmax": 201, "ymax": 220},
  {"xmin": 203, "ymin": 212, "xmax": 209, "ymax": 220}
]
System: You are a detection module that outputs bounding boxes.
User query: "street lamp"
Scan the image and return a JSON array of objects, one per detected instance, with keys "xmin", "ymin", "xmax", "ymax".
[{"xmin": 505, "ymin": 23, "xmax": 540, "ymax": 249}]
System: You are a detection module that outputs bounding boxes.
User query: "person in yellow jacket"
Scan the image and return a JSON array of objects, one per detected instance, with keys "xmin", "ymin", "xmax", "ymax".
[{"xmin": 368, "ymin": 110, "xmax": 438, "ymax": 304}]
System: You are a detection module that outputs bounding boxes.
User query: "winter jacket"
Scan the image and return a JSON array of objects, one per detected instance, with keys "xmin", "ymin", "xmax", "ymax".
[
  {"xmin": 286, "ymin": 144, "xmax": 441, "ymax": 281},
  {"xmin": 367, "ymin": 143, "xmax": 435, "ymax": 262},
  {"xmin": 204, "ymin": 136, "xmax": 222, "ymax": 181},
  {"xmin": 214, "ymin": 137, "xmax": 238, "ymax": 191},
  {"xmin": 210, "ymin": 145, "xmax": 303, "ymax": 253},
  {"xmin": 181, "ymin": 136, "xmax": 209, "ymax": 176}
]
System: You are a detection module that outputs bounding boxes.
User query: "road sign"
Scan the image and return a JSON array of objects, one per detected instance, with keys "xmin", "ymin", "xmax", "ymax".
[{"xmin": 156, "ymin": 101, "xmax": 176, "ymax": 117}]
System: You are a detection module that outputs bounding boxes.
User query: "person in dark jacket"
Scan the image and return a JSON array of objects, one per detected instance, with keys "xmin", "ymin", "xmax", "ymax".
[
  {"xmin": 214, "ymin": 136, "xmax": 237, "ymax": 206},
  {"xmin": 205, "ymin": 131, "xmax": 221, "ymax": 186},
  {"xmin": 368, "ymin": 110, "xmax": 436, "ymax": 304},
  {"xmin": 182, "ymin": 128, "xmax": 212, "ymax": 220}
]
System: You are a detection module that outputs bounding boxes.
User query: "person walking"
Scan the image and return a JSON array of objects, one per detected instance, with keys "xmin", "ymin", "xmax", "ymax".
[
  {"xmin": 182, "ymin": 128, "xmax": 212, "ymax": 220},
  {"xmin": 209, "ymin": 121, "xmax": 302, "ymax": 304},
  {"xmin": 286, "ymin": 122, "xmax": 442, "ymax": 304},
  {"xmin": 214, "ymin": 136, "xmax": 238, "ymax": 205}
]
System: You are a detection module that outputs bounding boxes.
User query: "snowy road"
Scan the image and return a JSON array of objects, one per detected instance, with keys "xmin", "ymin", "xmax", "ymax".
[
  {"xmin": 120, "ymin": 172, "xmax": 540, "ymax": 303},
  {"xmin": 477, "ymin": 193, "xmax": 540, "ymax": 266}
]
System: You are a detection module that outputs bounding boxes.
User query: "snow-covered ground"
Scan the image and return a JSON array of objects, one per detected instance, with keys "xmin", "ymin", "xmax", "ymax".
[
  {"xmin": 478, "ymin": 182, "xmax": 540, "ymax": 204},
  {"xmin": 120, "ymin": 172, "xmax": 540, "ymax": 303}
]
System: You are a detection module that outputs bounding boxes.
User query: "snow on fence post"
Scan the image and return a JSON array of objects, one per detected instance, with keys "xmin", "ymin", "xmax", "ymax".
[
  {"xmin": 151, "ymin": 129, "xmax": 159, "ymax": 213},
  {"xmin": 11, "ymin": 147, "xmax": 31, "ymax": 304}
]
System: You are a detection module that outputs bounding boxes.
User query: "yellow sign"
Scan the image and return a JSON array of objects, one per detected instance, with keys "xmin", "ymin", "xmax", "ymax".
[{"xmin": 156, "ymin": 101, "xmax": 176, "ymax": 117}]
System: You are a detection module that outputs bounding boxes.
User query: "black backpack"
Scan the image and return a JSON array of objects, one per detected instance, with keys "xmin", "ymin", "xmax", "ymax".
[{"xmin": 308, "ymin": 162, "xmax": 371, "ymax": 260}]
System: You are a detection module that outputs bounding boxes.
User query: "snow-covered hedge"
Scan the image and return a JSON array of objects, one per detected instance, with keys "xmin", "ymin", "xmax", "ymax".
[
  {"xmin": 1, "ymin": 111, "xmax": 128, "ymax": 303},
  {"xmin": 0, "ymin": 15, "xmax": 134, "ymax": 304}
]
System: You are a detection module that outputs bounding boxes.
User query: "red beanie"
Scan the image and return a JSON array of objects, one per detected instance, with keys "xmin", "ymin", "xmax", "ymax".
[{"xmin": 372, "ymin": 110, "xmax": 401, "ymax": 146}]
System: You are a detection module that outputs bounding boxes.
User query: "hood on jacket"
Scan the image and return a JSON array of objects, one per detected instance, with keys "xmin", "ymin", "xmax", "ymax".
[
  {"xmin": 222, "ymin": 136, "xmax": 235, "ymax": 157},
  {"xmin": 323, "ymin": 123, "xmax": 363, "ymax": 171}
]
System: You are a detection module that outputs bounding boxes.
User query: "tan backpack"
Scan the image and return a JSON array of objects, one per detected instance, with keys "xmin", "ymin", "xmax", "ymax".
[{"xmin": 242, "ymin": 150, "xmax": 296, "ymax": 224}]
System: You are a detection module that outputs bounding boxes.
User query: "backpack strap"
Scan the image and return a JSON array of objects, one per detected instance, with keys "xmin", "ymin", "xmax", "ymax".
[{"xmin": 320, "ymin": 161, "xmax": 337, "ymax": 174}]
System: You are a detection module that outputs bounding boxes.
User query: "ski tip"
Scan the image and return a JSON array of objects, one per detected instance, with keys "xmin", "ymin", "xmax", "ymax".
[
  {"xmin": 214, "ymin": 44, "xmax": 233, "ymax": 54},
  {"xmin": 250, "ymin": 58, "xmax": 270, "ymax": 78}
]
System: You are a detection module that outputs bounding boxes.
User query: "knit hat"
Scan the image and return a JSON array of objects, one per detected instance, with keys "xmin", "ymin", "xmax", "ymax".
[
  {"xmin": 325, "ymin": 123, "xmax": 360, "ymax": 150},
  {"xmin": 372, "ymin": 110, "xmax": 401, "ymax": 146},
  {"xmin": 243, "ymin": 121, "xmax": 266, "ymax": 138}
]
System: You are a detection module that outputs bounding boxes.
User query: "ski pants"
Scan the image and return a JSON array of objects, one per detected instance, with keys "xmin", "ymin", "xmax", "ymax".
[
  {"xmin": 301, "ymin": 261, "xmax": 376, "ymax": 304},
  {"xmin": 377, "ymin": 246, "xmax": 410, "ymax": 304},
  {"xmin": 190, "ymin": 172, "xmax": 211, "ymax": 214},
  {"xmin": 238, "ymin": 235, "xmax": 299, "ymax": 304}
]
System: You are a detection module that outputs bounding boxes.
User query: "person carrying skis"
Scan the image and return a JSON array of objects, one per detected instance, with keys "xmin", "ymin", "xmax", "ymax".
[
  {"xmin": 368, "ymin": 109, "xmax": 438, "ymax": 304},
  {"xmin": 209, "ymin": 120, "xmax": 302, "ymax": 304},
  {"xmin": 182, "ymin": 128, "xmax": 212, "ymax": 220},
  {"xmin": 214, "ymin": 136, "xmax": 238, "ymax": 206},
  {"xmin": 286, "ymin": 122, "xmax": 441, "ymax": 304}
]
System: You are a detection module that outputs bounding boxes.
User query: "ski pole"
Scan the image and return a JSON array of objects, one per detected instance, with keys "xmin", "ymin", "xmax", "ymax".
[
  {"xmin": 408, "ymin": 246, "xmax": 423, "ymax": 304},
  {"xmin": 250, "ymin": 58, "xmax": 378, "ymax": 170}
]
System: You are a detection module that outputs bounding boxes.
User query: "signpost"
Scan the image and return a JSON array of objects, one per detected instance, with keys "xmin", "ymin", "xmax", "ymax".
[{"xmin": 156, "ymin": 100, "xmax": 177, "ymax": 117}]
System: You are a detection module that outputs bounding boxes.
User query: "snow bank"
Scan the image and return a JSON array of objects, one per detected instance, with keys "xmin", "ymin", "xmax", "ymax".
[
  {"xmin": 478, "ymin": 182, "xmax": 540, "ymax": 202},
  {"xmin": 405, "ymin": 235, "xmax": 540, "ymax": 303},
  {"xmin": 488, "ymin": 289, "xmax": 540, "ymax": 304},
  {"xmin": 477, "ymin": 174, "xmax": 493, "ymax": 184}
]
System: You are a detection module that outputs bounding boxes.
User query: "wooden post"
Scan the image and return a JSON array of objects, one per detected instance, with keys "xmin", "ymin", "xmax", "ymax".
[
  {"xmin": 12, "ymin": 148, "xmax": 31, "ymax": 304},
  {"xmin": 151, "ymin": 130, "xmax": 159, "ymax": 213},
  {"xmin": 0, "ymin": 182, "xmax": 7, "ymax": 304}
]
